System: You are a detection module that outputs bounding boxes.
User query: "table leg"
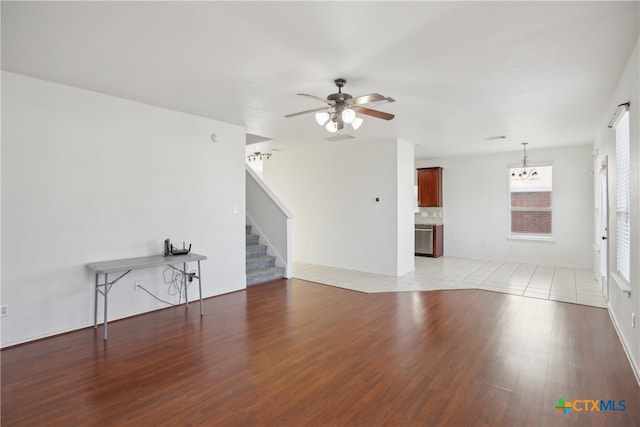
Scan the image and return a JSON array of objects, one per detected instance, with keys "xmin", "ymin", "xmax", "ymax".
[
  {"xmin": 183, "ymin": 262, "xmax": 188, "ymax": 309},
  {"xmin": 198, "ymin": 260, "xmax": 203, "ymax": 316},
  {"xmin": 103, "ymin": 273, "xmax": 109, "ymax": 340},
  {"xmin": 94, "ymin": 274, "xmax": 99, "ymax": 328}
]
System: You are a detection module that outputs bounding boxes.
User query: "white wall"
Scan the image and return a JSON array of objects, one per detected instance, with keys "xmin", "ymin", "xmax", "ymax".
[
  {"xmin": 396, "ymin": 139, "xmax": 415, "ymax": 275},
  {"xmin": 264, "ymin": 138, "xmax": 414, "ymax": 276},
  {"xmin": 592, "ymin": 37, "xmax": 640, "ymax": 378},
  {"xmin": 1, "ymin": 72, "xmax": 247, "ymax": 347},
  {"xmin": 416, "ymin": 144, "xmax": 594, "ymax": 268}
]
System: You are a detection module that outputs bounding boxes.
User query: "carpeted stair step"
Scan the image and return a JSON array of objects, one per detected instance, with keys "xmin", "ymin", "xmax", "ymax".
[
  {"xmin": 247, "ymin": 266, "xmax": 285, "ymax": 286},
  {"xmin": 245, "ymin": 226, "xmax": 285, "ymax": 286},
  {"xmin": 246, "ymin": 254, "xmax": 277, "ymax": 271},
  {"xmin": 246, "ymin": 244, "xmax": 267, "ymax": 258},
  {"xmin": 246, "ymin": 233, "xmax": 260, "ymax": 245}
]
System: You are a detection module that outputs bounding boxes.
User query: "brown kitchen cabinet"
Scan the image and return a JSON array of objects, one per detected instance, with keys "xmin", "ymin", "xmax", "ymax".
[
  {"xmin": 432, "ymin": 225, "xmax": 443, "ymax": 258},
  {"xmin": 417, "ymin": 167, "xmax": 443, "ymax": 207}
]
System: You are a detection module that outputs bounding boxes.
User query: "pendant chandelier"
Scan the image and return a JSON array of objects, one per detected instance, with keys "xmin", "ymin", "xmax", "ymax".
[{"xmin": 511, "ymin": 143, "xmax": 538, "ymax": 179}]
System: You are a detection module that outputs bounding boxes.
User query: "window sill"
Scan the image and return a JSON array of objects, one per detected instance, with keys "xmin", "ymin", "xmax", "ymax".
[
  {"xmin": 507, "ymin": 234, "xmax": 555, "ymax": 243},
  {"xmin": 612, "ymin": 272, "xmax": 632, "ymax": 295}
]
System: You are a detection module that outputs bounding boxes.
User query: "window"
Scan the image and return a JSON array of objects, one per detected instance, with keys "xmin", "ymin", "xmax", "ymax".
[
  {"xmin": 509, "ymin": 165, "xmax": 552, "ymax": 239},
  {"xmin": 615, "ymin": 109, "xmax": 630, "ymax": 283}
]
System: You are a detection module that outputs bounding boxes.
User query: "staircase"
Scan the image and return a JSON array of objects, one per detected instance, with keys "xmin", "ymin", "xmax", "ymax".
[{"xmin": 246, "ymin": 225, "xmax": 285, "ymax": 286}]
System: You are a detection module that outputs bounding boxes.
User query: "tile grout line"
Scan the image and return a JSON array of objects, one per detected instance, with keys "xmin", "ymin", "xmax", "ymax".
[
  {"xmin": 504, "ymin": 263, "xmax": 526, "ymax": 295},
  {"xmin": 444, "ymin": 257, "xmax": 475, "ymax": 283},
  {"xmin": 487, "ymin": 261, "xmax": 510, "ymax": 288},
  {"xmin": 548, "ymin": 265, "xmax": 557, "ymax": 299},
  {"xmin": 479, "ymin": 260, "xmax": 505, "ymax": 287},
  {"xmin": 447, "ymin": 258, "xmax": 486, "ymax": 287},
  {"xmin": 522, "ymin": 263, "xmax": 538, "ymax": 295}
]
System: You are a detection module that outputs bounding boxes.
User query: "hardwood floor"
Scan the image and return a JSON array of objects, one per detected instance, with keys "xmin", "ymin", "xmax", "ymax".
[{"xmin": 2, "ymin": 279, "xmax": 639, "ymax": 426}]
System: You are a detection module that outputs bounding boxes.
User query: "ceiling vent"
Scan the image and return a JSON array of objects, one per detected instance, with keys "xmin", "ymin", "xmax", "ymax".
[{"xmin": 325, "ymin": 134, "xmax": 356, "ymax": 142}]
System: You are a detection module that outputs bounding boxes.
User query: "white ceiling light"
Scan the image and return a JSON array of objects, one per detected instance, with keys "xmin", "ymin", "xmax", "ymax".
[
  {"xmin": 319, "ymin": 110, "xmax": 362, "ymax": 133},
  {"xmin": 351, "ymin": 117, "xmax": 363, "ymax": 130},
  {"xmin": 341, "ymin": 108, "xmax": 356, "ymax": 124},
  {"xmin": 325, "ymin": 120, "xmax": 338, "ymax": 133},
  {"xmin": 315, "ymin": 111, "xmax": 330, "ymax": 126},
  {"xmin": 316, "ymin": 109, "xmax": 363, "ymax": 133}
]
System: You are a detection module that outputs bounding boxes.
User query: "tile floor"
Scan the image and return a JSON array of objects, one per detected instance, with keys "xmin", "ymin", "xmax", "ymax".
[{"xmin": 293, "ymin": 256, "xmax": 608, "ymax": 308}]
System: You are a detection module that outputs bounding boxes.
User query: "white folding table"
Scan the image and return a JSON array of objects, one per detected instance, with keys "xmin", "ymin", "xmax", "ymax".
[{"xmin": 87, "ymin": 253, "xmax": 207, "ymax": 340}]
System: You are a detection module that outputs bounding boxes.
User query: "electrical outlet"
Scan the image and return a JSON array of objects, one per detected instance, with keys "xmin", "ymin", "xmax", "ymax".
[
  {"xmin": 1, "ymin": 305, "xmax": 8, "ymax": 317},
  {"xmin": 134, "ymin": 280, "xmax": 142, "ymax": 291}
]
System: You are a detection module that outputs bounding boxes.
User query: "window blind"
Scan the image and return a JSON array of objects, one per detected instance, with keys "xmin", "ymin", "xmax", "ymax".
[{"xmin": 615, "ymin": 111, "xmax": 630, "ymax": 282}]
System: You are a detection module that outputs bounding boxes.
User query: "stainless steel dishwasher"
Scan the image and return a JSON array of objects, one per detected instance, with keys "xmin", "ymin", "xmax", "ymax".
[{"xmin": 415, "ymin": 224, "xmax": 433, "ymax": 256}]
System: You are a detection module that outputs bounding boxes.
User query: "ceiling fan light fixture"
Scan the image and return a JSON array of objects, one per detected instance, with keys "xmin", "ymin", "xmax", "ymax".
[
  {"xmin": 315, "ymin": 111, "xmax": 330, "ymax": 126},
  {"xmin": 285, "ymin": 79, "xmax": 394, "ymax": 134},
  {"xmin": 341, "ymin": 108, "xmax": 356, "ymax": 124}
]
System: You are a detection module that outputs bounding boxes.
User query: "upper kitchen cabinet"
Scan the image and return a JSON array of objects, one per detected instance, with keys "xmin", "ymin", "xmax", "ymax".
[{"xmin": 417, "ymin": 167, "xmax": 443, "ymax": 207}]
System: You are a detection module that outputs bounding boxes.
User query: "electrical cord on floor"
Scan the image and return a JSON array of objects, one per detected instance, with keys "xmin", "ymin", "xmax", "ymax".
[{"xmin": 137, "ymin": 285, "xmax": 179, "ymax": 307}]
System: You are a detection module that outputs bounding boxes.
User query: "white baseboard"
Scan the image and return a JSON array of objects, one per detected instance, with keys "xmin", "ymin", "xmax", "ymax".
[{"xmin": 607, "ymin": 302, "xmax": 640, "ymax": 387}]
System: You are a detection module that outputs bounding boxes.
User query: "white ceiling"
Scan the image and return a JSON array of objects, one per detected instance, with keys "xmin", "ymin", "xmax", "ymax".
[{"xmin": 2, "ymin": 1, "xmax": 638, "ymax": 159}]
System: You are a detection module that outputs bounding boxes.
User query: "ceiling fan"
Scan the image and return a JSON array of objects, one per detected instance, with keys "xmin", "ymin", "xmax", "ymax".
[{"xmin": 285, "ymin": 79, "xmax": 395, "ymax": 133}]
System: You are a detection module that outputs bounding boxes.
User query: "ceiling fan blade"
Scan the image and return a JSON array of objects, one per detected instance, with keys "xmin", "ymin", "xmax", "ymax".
[
  {"xmin": 347, "ymin": 93, "xmax": 387, "ymax": 106},
  {"xmin": 285, "ymin": 106, "xmax": 332, "ymax": 118},
  {"xmin": 298, "ymin": 93, "xmax": 334, "ymax": 106},
  {"xmin": 354, "ymin": 106, "xmax": 395, "ymax": 121}
]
